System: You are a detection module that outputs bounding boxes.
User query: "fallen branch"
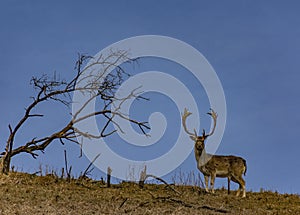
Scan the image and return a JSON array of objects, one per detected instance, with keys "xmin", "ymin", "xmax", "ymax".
[
  {"xmin": 138, "ymin": 166, "xmax": 181, "ymax": 195},
  {"xmin": 124, "ymin": 194, "xmax": 229, "ymax": 214}
]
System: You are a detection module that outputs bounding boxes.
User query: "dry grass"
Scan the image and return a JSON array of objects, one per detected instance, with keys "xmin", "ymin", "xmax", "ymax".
[{"xmin": 0, "ymin": 172, "xmax": 299, "ymax": 214}]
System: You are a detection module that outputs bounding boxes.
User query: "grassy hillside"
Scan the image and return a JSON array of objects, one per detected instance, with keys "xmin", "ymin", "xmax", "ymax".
[{"xmin": 0, "ymin": 172, "xmax": 299, "ymax": 214}]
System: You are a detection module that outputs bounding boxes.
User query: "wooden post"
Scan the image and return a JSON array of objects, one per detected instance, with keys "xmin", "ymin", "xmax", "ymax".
[
  {"xmin": 139, "ymin": 166, "xmax": 147, "ymax": 188},
  {"xmin": 107, "ymin": 167, "xmax": 112, "ymax": 188}
]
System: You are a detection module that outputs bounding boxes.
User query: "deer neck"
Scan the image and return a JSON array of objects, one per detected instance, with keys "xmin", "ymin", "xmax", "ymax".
[{"xmin": 194, "ymin": 145, "xmax": 211, "ymax": 168}]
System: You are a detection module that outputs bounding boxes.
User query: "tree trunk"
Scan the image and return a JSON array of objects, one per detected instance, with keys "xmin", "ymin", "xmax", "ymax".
[{"xmin": 0, "ymin": 155, "xmax": 10, "ymax": 174}]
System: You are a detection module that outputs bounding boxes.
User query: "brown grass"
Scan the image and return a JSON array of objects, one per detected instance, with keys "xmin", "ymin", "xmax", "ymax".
[{"xmin": 0, "ymin": 172, "xmax": 299, "ymax": 214}]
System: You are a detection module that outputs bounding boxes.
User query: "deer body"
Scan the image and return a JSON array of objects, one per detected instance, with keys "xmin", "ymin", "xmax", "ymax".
[
  {"xmin": 182, "ymin": 108, "xmax": 247, "ymax": 198},
  {"xmin": 195, "ymin": 145, "xmax": 247, "ymax": 197}
]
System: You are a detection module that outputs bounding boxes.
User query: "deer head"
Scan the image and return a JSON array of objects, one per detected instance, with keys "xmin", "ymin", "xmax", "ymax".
[{"xmin": 182, "ymin": 108, "xmax": 218, "ymax": 151}]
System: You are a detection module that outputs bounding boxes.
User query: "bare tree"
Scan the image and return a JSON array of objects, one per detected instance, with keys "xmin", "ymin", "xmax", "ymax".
[{"xmin": 0, "ymin": 51, "xmax": 149, "ymax": 174}]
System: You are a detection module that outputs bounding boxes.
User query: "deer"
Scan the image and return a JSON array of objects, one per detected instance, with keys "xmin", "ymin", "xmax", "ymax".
[{"xmin": 182, "ymin": 108, "xmax": 247, "ymax": 198}]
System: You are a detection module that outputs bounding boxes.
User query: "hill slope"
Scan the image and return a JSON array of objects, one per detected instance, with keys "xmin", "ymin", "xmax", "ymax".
[{"xmin": 0, "ymin": 172, "xmax": 299, "ymax": 214}]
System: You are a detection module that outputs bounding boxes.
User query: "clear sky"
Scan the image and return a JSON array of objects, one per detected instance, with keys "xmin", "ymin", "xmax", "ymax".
[{"xmin": 0, "ymin": 0, "xmax": 299, "ymax": 194}]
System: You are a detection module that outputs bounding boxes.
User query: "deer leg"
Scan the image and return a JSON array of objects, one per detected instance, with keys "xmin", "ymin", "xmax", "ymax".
[
  {"xmin": 242, "ymin": 186, "xmax": 246, "ymax": 198},
  {"xmin": 231, "ymin": 175, "xmax": 240, "ymax": 196},
  {"xmin": 240, "ymin": 177, "xmax": 246, "ymax": 198},
  {"xmin": 236, "ymin": 185, "xmax": 241, "ymax": 197},
  {"xmin": 210, "ymin": 173, "xmax": 216, "ymax": 194},
  {"xmin": 227, "ymin": 176, "xmax": 231, "ymax": 195},
  {"xmin": 204, "ymin": 175, "xmax": 209, "ymax": 192},
  {"xmin": 237, "ymin": 176, "xmax": 246, "ymax": 198},
  {"xmin": 233, "ymin": 175, "xmax": 246, "ymax": 198}
]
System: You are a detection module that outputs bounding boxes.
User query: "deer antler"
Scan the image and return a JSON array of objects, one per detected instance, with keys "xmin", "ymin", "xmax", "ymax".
[
  {"xmin": 206, "ymin": 108, "xmax": 218, "ymax": 137},
  {"xmin": 182, "ymin": 108, "xmax": 197, "ymax": 137}
]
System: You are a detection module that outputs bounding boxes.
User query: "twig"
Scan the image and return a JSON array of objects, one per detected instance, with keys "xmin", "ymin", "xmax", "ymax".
[
  {"xmin": 80, "ymin": 153, "xmax": 101, "ymax": 179},
  {"xmin": 118, "ymin": 198, "xmax": 128, "ymax": 209},
  {"xmin": 64, "ymin": 150, "xmax": 72, "ymax": 181}
]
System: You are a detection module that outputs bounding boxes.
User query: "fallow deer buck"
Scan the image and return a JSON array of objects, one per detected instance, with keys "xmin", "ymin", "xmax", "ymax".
[{"xmin": 182, "ymin": 108, "xmax": 247, "ymax": 198}]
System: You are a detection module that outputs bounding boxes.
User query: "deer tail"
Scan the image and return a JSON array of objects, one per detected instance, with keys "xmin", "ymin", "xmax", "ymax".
[{"xmin": 243, "ymin": 159, "xmax": 247, "ymax": 176}]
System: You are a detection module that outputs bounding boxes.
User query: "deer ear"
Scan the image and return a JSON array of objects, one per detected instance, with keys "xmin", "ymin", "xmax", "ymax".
[{"xmin": 190, "ymin": 135, "xmax": 197, "ymax": 141}]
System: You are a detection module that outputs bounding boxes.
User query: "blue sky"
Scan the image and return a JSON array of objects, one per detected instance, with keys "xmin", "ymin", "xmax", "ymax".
[{"xmin": 0, "ymin": 1, "xmax": 299, "ymax": 194}]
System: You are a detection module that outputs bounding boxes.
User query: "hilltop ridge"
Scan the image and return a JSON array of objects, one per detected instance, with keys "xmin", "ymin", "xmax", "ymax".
[{"xmin": 0, "ymin": 172, "xmax": 299, "ymax": 214}]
